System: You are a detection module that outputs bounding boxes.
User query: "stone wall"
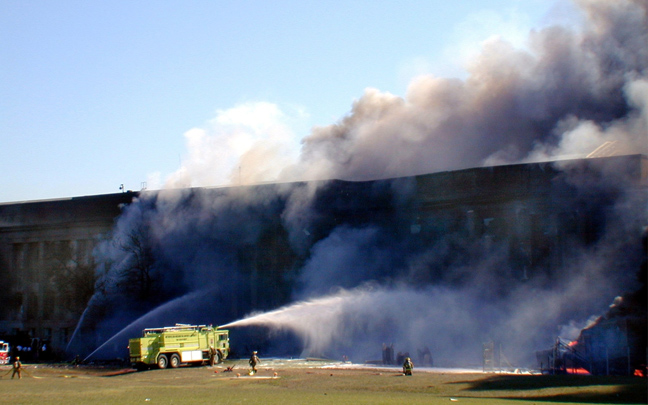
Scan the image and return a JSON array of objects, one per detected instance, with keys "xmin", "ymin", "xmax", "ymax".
[{"xmin": 0, "ymin": 192, "xmax": 137, "ymax": 355}]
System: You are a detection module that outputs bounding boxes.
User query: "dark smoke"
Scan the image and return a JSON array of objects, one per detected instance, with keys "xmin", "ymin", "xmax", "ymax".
[{"xmin": 68, "ymin": 0, "xmax": 647, "ymax": 368}]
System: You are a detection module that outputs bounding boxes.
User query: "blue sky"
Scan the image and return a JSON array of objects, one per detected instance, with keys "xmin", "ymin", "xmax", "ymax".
[{"xmin": 1, "ymin": 0, "xmax": 567, "ymax": 202}]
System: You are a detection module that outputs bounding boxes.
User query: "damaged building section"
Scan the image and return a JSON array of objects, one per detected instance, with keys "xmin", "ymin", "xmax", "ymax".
[
  {"xmin": 537, "ymin": 228, "xmax": 647, "ymax": 376},
  {"xmin": 0, "ymin": 155, "xmax": 646, "ymax": 372}
]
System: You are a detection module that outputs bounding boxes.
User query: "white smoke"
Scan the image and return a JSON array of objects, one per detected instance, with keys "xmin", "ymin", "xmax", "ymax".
[
  {"xmin": 222, "ymin": 248, "xmax": 628, "ymax": 365},
  {"xmin": 164, "ymin": 101, "xmax": 305, "ymax": 189}
]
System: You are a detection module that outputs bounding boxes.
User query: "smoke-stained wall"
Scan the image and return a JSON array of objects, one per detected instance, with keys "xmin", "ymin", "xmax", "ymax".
[{"xmin": 64, "ymin": 155, "xmax": 646, "ymax": 369}]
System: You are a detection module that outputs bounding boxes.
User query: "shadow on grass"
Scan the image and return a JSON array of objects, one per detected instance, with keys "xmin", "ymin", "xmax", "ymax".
[
  {"xmin": 453, "ymin": 375, "xmax": 647, "ymax": 404},
  {"xmin": 494, "ymin": 389, "xmax": 646, "ymax": 404},
  {"xmin": 102, "ymin": 368, "xmax": 138, "ymax": 377}
]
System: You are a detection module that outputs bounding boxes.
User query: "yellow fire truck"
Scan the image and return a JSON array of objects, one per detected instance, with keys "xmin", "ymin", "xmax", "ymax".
[{"xmin": 128, "ymin": 324, "xmax": 229, "ymax": 370}]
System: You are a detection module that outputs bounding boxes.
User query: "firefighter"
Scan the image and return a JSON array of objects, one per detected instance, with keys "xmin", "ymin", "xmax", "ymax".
[
  {"xmin": 12, "ymin": 356, "xmax": 22, "ymax": 379},
  {"xmin": 403, "ymin": 357, "xmax": 413, "ymax": 376},
  {"xmin": 249, "ymin": 351, "xmax": 260, "ymax": 375},
  {"xmin": 209, "ymin": 346, "xmax": 217, "ymax": 367}
]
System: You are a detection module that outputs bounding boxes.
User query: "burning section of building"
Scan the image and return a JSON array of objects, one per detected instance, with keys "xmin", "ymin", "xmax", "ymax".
[{"xmin": 537, "ymin": 227, "xmax": 647, "ymax": 376}]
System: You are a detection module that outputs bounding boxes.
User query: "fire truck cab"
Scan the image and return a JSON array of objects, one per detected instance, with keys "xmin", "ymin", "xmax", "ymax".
[{"xmin": 0, "ymin": 341, "xmax": 9, "ymax": 365}]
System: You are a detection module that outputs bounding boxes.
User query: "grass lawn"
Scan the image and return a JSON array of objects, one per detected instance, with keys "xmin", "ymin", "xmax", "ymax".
[{"xmin": 1, "ymin": 360, "xmax": 646, "ymax": 404}]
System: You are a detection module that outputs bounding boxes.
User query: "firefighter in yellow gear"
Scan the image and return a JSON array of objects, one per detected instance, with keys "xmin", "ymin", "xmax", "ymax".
[
  {"xmin": 209, "ymin": 346, "xmax": 217, "ymax": 366},
  {"xmin": 12, "ymin": 356, "xmax": 22, "ymax": 379},
  {"xmin": 403, "ymin": 357, "xmax": 413, "ymax": 376},
  {"xmin": 249, "ymin": 351, "xmax": 260, "ymax": 375}
]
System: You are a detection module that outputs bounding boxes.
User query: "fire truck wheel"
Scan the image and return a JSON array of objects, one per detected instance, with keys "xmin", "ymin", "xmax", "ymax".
[
  {"xmin": 157, "ymin": 354, "xmax": 168, "ymax": 369},
  {"xmin": 169, "ymin": 354, "xmax": 180, "ymax": 368}
]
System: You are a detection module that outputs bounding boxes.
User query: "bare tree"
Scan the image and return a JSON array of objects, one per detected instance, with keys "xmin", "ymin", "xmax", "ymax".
[{"xmin": 115, "ymin": 223, "xmax": 155, "ymax": 301}]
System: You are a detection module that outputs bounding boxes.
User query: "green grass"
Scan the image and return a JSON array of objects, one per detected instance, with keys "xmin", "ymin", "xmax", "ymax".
[{"xmin": 1, "ymin": 361, "xmax": 645, "ymax": 404}]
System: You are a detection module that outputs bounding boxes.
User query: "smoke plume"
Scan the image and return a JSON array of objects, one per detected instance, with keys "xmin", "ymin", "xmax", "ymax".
[
  {"xmin": 69, "ymin": 0, "xmax": 647, "ymax": 368},
  {"xmin": 280, "ymin": 0, "xmax": 647, "ymax": 181}
]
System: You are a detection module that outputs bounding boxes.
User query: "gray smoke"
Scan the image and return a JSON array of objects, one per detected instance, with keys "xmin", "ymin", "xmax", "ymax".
[
  {"xmin": 281, "ymin": 0, "xmax": 647, "ymax": 182},
  {"xmin": 69, "ymin": 0, "xmax": 647, "ymax": 367}
]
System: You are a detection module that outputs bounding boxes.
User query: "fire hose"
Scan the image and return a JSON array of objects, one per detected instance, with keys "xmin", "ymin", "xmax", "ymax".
[{"xmin": 0, "ymin": 365, "xmax": 42, "ymax": 379}]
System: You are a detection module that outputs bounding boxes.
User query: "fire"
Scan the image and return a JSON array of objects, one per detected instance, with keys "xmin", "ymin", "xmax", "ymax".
[{"xmin": 566, "ymin": 367, "xmax": 590, "ymax": 375}]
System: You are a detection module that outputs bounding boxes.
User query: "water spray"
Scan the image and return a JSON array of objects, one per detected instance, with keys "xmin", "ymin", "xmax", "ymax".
[{"xmin": 83, "ymin": 288, "xmax": 216, "ymax": 362}]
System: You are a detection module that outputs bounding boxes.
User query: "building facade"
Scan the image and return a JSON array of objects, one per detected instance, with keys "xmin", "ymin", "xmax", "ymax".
[
  {"xmin": 0, "ymin": 192, "xmax": 137, "ymax": 355},
  {"xmin": 0, "ymin": 155, "xmax": 646, "ymax": 364}
]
